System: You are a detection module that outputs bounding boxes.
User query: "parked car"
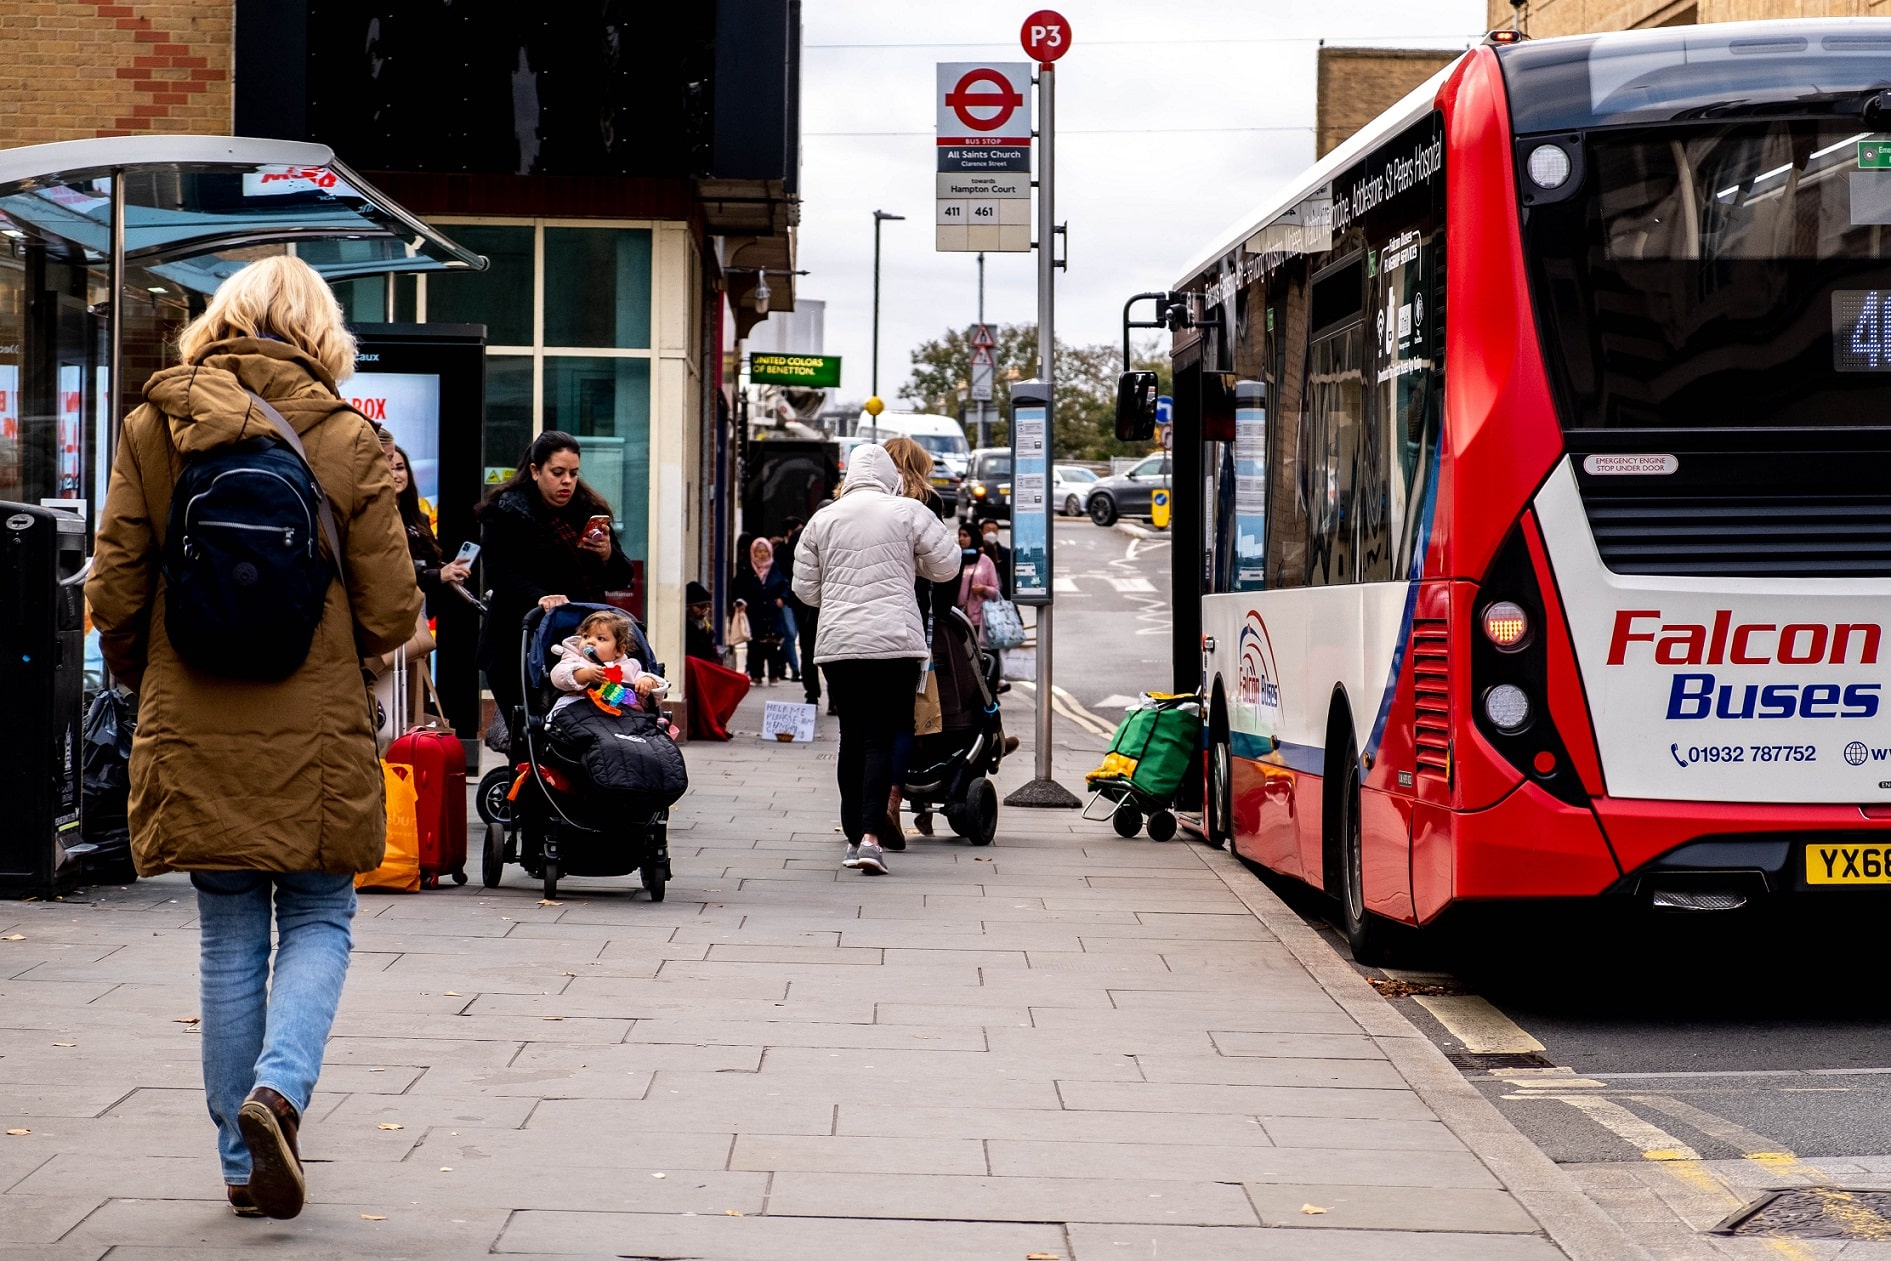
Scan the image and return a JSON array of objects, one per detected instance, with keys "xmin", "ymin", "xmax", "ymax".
[
  {"xmin": 1086, "ymin": 453, "xmax": 1171, "ymax": 527},
  {"xmin": 960, "ymin": 447, "xmax": 1012, "ymax": 523},
  {"xmin": 1052, "ymin": 464, "xmax": 1100, "ymax": 516}
]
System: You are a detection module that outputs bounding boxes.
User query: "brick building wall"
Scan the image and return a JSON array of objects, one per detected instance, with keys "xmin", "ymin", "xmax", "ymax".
[
  {"xmin": 1490, "ymin": 0, "xmax": 1891, "ymax": 39},
  {"xmin": 0, "ymin": 1, "xmax": 233, "ymax": 148},
  {"xmin": 1316, "ymin": 48, "xmax": 1462, "ymax": 158}
]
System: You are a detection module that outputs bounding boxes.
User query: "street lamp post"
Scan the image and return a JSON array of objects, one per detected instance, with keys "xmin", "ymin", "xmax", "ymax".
[{"xmin": 871, "ymin": 209, "xmax": 905, "ymax": 398}]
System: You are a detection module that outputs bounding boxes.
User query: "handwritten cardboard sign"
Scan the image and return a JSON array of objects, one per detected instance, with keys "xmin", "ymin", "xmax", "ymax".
[{"xmin": 761, "ymin": 700, "xmax": 817, "ymax": 743}]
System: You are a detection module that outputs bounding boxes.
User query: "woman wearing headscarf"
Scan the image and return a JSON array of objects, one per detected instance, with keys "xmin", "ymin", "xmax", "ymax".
[{"xmin": 732, "ymin": 534, "xmax": 792, "ymax": 684}]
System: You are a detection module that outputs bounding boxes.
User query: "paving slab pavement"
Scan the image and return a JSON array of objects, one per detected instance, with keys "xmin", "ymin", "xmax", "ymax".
[{"xmin": 0, "ymin": 686, "xmax": 1651, "ymax": 1258}]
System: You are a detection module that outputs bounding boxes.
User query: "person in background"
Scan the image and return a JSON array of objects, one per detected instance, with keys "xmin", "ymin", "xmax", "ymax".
[
  {"xmin": 732, "ymin": 535, "xmax": 791, "ymax": 685},
  {"xmin": 389, "ymin": 445, "xmax": 469, "ymax": 612},
  {"xmin": 85, "ymin": 255, "xmax": 422, "ymax": 1220},
  {"xmin": 685, "ymin": 580, "xmax": 718, "ymax": 663},
  {"xmin": 773, "ymin": 520, "xmax": 803, "ymax": 684},
  {"xmin": 783, "ymin": 518, "xmax": 821, "ymax": 708},
  {"xmin": 475, "ymin": 431, "xmax": 636, "ymax": 734},
  {"xmin": 980, "ymin": 518, "xmax": 1012, "ymax": 597},
  {"xmin": 793, "ymin": 443, "xmax": 959, "ymax": 876},
  {"xmin": 881, "ymin": 436, "xmax": 957, "ymax": 843},
  {"xmin": 956, "ymin": 523, "xmax": 1001, "ymax": 639}
]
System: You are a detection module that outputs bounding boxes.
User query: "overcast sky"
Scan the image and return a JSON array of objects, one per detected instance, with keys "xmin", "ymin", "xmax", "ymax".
[{"xmin": 787, "ymin": 0, "xmax": 1485, "ymax": 410}]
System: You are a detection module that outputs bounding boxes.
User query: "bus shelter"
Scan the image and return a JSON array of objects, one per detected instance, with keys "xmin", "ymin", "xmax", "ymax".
[{"xmin": 0, "ymin": 134, "xmax": 486, "ymax": 518}]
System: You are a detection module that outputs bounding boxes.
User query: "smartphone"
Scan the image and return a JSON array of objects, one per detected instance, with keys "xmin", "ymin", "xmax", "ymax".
[
  {"xmin": 453, "ymin": 540, "xmax": 481, "ymax": 566},
  {"xmin": 584, "ymin": 514, "xmax": 612, "ymax": 540}
]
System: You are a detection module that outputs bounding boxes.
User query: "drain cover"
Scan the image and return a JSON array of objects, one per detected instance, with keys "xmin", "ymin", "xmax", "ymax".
[
  {"xmin": 1719, "ymin": 1189, "xmax": 1891, "ymax": 1241},
  {"xmin": 1446, "ymin": 1051, "xmax": 1551, "ymax": 1070}
]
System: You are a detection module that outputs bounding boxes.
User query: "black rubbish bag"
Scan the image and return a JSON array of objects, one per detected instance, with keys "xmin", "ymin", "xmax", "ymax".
[
  {"xmin": 545, "ymin": 701, "xmax": 688, "ymax": 809},
  {"xmin": 79, "ymin": 687, "xmax": 139, "ymax": 884}
]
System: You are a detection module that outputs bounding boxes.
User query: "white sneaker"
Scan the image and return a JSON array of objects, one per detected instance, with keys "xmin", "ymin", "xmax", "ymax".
[{"xmin": 842, "ymin": 843, "xmax": 861, "ymax": 869}]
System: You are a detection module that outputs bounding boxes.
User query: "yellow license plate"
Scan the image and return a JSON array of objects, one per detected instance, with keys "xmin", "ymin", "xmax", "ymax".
[{"xmin": 1806, "ymin": 844, "xmax": 1891, "ymax": 884}]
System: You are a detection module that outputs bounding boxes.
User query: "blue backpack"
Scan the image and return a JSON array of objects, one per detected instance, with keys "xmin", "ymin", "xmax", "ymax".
[{"xmin": 162, "ymin": 391, "xmax": 346, "ymax": 681}]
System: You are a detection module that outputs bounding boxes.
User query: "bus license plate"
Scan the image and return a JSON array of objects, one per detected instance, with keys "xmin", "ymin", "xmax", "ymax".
[{"xmin": 1806, "ymin": 844, "xmax": 1891, "ymax": 885}]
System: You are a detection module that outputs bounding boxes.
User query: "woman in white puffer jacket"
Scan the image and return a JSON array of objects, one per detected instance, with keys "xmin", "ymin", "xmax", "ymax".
[{"xmin": 792, "ymin": 444, "xmax": 960, "ymax": 875}]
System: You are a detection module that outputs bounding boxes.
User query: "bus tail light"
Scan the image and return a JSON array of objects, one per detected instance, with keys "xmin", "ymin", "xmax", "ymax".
[
  {"xmin": 1481, "ymin": 601, "xmax": 1529, "ymax": 650},
  {"xmin": 1482, "ymin": 684, "xmax": 1531, "ymax": 732},
  {"xmin": 1471, "ymin": 523, "xmax": 1588, "ymax": 807}
]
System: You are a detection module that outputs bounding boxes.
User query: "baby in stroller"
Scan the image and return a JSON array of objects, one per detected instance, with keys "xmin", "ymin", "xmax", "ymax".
[{"xmin": 548, "ymin": 608, "xmax": 669, "ymax": 727}]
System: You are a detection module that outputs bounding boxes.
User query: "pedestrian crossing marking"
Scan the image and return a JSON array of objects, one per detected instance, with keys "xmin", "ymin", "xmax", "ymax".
[
  {"xmin": 1053, "ymin": 577, "xmax": 1079, "ymax": 593},
  {"xmin": 1108, "ymin": 577, "xmax": 1155, "ymax": 593}
]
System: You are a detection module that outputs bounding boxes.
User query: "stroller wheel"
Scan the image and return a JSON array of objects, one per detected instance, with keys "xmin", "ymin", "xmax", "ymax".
[
  {"xmin": 482, "ymin": 823, "xmax": 505, "ymax": 888},
  {"xmin": 476, "ymin": 767, "xmax": 514, "ymax": 826},
  {"xmin": 641, "ymin": 865, "xmax": 667, "ymax": 902},
  {"xmin": 964, "ymin": 777, "xmax": 998, "ymax": 846},
  {"xmin": 1146, "ymin": 810, "xmax": 1178, "ymax": 842},
  {"xmin": 542, "ymin": 859, "xmax": 560, "ymax": 901},
  {"xmin": 1111, "ymin": 802, "xmax": 1143, "ymax": 838}
]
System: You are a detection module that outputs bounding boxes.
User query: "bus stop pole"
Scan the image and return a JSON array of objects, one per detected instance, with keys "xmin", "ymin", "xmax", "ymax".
[
  {"xmin": 1008, "ymin": 60, "xmax": 1080, "ymax": 809},
  {"xmin": 1034, "ymin": 62, "xmax": 1055, "ymax": 786}
]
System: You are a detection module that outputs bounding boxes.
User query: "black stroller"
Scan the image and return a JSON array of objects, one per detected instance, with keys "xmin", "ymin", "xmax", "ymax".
[
  {"xmin": 478, "ymin": 602, "xmax": 680, "ymax": 901},
  {"xmin": 900, "ymin": 606, "xmax": 1006, "ymax": 846}
]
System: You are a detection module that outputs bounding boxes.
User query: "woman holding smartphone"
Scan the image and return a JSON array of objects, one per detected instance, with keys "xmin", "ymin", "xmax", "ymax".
[
  {"xmin": 389, "ymin": 445, "xmax": 471, "ymax": 612},
  {"xmin": 475, "ymin": 431, "xmax": 636, "ymax": 737}
]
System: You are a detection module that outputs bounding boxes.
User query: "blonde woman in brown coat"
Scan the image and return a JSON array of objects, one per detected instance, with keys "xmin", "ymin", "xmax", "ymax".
[{"xmin": 87, "ymin": 255, "xmax": 422, "ymax": 1220}]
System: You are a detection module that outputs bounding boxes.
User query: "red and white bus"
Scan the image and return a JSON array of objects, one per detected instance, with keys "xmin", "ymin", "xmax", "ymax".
[{"xmin": 1127, "ymin": 19, "xmax": 1891, "ymax": 958}]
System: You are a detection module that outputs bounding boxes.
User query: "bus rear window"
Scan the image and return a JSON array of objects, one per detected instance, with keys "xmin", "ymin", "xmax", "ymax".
[{"xmin": 1524, "ymin": 121, "xmax": 1891, "ymax": 430}]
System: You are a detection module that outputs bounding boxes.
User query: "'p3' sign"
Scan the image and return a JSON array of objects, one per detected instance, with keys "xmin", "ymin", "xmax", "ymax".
[{"xmin": 1020, "ymin": 9, "xmax": 1072, "ymax": 63}]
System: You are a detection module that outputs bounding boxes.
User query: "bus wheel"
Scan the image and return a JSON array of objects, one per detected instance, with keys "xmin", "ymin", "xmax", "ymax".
[
  {"xmin": 1338, "ymin": 754, "xmax": 1392, "ymax": 965},
  {"xmin": 1205, "ymin": 734, "xmax": 1233, "ymax": 851}
]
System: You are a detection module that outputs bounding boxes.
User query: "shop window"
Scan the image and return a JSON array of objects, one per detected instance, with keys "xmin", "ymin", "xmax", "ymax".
[
  {"xmin": 542, "ymin": 356, "xmax": 650, "ymax": 565},
  {"xmin": 425, "ymin": 225, "xmax": 534, "ymax": 347},
  {"xmin": 482, "ymin": 355, "xmax": 535, "ymax": 485},
  {"xmin": 543, "ymin": 229, "xmax": 651, "ymax": 349}
]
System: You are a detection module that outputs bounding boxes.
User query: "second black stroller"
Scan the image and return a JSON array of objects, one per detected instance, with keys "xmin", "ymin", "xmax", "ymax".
[
  {"xmin": 899, "ymin": 606, "xmax": 1007, "ymax": 846},
  {"xmin": 479, "ymin": 602, "xmax": 681, "ymax": 901}
]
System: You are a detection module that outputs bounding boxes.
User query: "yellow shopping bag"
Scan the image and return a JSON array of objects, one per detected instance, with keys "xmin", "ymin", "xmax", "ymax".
[{"xmin": 356, "ymin": 761, "xmax": 421, "ymax": 893}]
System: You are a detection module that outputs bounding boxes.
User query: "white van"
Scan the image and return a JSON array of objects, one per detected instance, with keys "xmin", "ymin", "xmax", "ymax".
[{"xmin": 855, "ymin": 411, "xmax": 972, "ymax": 477}]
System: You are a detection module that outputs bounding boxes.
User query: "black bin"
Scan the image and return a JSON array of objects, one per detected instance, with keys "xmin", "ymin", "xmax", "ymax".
[{"xmin": 0, "ymin": 502, "xmax": 88, "ymax": 897}]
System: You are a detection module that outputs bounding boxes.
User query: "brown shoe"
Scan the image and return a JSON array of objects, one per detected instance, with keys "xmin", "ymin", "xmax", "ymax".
[
  {"xmin": 226, "ymin": 1184, "xmax": 263, "ymax": 1217},
  {"xmin": 912, "ymin": 811, "xmax": 935, "ymax": 837},
  {"xmin": 236, "ymin": 1087, "xmax": 305, "ymax": 1220},
  {"xmin": 880, "ymin": 813, "xmax": 907, "ymax": 851}
]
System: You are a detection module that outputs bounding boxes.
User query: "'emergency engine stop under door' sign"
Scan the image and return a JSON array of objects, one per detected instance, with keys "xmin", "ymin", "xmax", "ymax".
[{"xmin": 1582, "ymin": 453, "xmax": 1678, "ymax": 475}]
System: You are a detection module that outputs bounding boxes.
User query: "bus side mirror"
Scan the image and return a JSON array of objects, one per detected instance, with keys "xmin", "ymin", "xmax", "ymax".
[{"xmin": 1115, "ymin": 371, "xmax": 1158, "ymax": 442}]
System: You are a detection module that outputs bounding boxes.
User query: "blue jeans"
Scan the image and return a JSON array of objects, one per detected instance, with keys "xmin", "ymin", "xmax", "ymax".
[
  {"xmin": 192, "ymin": 871, "xmax": 357, "ymax": 1184},
  {"xmin": 780, "ymin": 604, "xmax": 801, "ymax": 674}
]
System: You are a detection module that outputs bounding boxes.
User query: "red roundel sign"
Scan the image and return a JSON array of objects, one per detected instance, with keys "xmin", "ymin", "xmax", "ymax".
[
  {"xmin": 1020, "ymin": 9, "xmax": 1071, "ymax": 63},
  {"xmin": 946, "ymin": 67, "xmax": 1025, "ymax": 132}
]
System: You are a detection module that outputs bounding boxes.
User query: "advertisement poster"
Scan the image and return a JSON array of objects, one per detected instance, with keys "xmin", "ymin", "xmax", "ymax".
[
  {"xmin": 347, "ymin": 372, "xmax": 442, "ymax": 504},
  {"xmin": 56, "ymin": 364, "xmax": 82, "ymax": 497},
  {"xmin": 0, "ymin": 364, "xmax": 19, "ymax": 501},
  {"xmin": 1010, "ymin": 403, "xmax": 1049, "ymax": 604}
]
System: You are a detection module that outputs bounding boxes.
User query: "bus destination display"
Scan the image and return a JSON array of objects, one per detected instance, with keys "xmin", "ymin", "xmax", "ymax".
[{"xmin": 1833, "ymin": 290, "xmax": 1891, "ymax": 372}]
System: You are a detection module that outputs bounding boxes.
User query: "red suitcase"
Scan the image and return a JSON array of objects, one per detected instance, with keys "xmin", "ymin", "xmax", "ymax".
[{"xmin": 387, "ymin": 725, "xmax": 467, "ymax": 889}]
